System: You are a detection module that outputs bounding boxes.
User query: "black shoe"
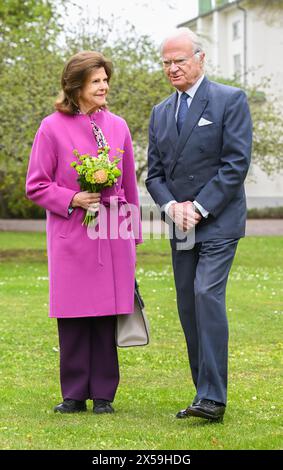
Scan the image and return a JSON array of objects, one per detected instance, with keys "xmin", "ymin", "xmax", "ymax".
[
  {"xmin": 93, "ymin": 399, "xmax": 114, "ymax": 414},
  {"xmin": 187, "ymin": 399, "xmax": 225, "ymax": 421},
  {"xmin": 176, "ymin": 396, "xmax": 199, "ymax": 419},
  {"xmin": 176, "ymin": 408, "xmax": 191, "ymax": 419},
  {"xmin": 54, "ymin": 399, "xmax": 87, "ymax": 413}
]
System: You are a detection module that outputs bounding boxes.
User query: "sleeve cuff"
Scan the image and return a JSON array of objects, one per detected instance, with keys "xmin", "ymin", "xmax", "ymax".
[
  {"xmin": 164, "ymin": 200, "xmax": 177, "ymax": 220},
  {"xmin": 193, "ymin": 200, "xmax": 209, "ymax": 218}
]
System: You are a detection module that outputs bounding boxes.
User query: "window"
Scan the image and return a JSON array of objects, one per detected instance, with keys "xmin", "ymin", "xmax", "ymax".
[
  {"xmin": 232, "ymin": 20, "xmax": 240, "ymax": 40},
  {"xmin": 233, "ymin": 54, "xmax": 241, "ymax": 77}
]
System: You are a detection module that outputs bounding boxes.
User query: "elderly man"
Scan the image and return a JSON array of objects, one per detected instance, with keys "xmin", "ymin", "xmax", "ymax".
[{"xmin": 146, "ymin": 28, "xmax": 252, "ymax": 421}]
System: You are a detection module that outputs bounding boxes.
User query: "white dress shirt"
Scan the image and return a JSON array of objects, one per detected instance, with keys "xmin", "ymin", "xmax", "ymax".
[{"xmin": 165, "ymin": 74, "xmax": 209, "ymax": 220}]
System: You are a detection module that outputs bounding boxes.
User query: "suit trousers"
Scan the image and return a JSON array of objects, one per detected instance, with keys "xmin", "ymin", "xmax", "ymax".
[
  {"xmin": 172, "ymin": 238, "xmax": 239, "ymax": 405},
  {"xmin": 57, "ymin": 316, "xmax": 119, "ymax": 402}
]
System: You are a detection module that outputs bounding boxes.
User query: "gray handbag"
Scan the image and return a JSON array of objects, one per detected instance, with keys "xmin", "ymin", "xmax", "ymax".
[{"xmin": 116, "ymin": 280, "xmax": 149, "ymax": 347}]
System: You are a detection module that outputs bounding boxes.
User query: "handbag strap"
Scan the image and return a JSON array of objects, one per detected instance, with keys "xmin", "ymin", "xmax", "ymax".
[{"xmin": 135, "ymin": 279, "xmax": 145, "ymax": 309}]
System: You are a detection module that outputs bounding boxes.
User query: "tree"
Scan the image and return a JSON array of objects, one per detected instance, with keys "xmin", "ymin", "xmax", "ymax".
[
  {"xmin": 245, "ymin": 0, "xmax": 283, "ymax": 10},
  {"xmin": 65, "ymin": 20, "xmax": 172, "ymax": 181},
  {"xmin": 248, "ymin": 85, "xmax": 283, "ymax": 175},
  {"xmin": 0, "ymin": 3, "xmax": 282, "ymax": 218},
  {"xmin": 0, "ymin": 7, "xmax": 171, "ymax": 217},
  {"xmin": 244, "ymin": 0, "xmax": 283, "ymax": 25},
  {"xmin": 209, "ymin": 75, "xmax": 283, "ymax": 176},
  {"xmin": 60, "ymin": 11, "xmax": 283, "ymax": 181},
  {"xmin": 0, "ymin": 0, "xmax": 65, "ymax": 217}
]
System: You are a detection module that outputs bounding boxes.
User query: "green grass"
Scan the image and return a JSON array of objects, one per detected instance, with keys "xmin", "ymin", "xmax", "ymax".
[{"xmin": 0, "ymin": 233, "xmax": 282, "ymax": 450}]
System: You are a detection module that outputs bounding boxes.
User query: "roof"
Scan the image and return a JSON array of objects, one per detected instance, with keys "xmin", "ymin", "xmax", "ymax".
[{"xmin": 178, "ymin": 0, "xmax": 244, "ymax": 27}]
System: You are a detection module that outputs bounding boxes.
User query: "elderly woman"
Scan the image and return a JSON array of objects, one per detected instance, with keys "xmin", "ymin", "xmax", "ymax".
[{"xmin": 26, "ymin": 51, "xmax": 142, "ymax": 414}]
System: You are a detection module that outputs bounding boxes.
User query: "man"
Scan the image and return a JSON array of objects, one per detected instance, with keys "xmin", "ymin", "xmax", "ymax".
[{"xmin": 146, "ymin": 28, "xmax": 252, "ymax": 422}]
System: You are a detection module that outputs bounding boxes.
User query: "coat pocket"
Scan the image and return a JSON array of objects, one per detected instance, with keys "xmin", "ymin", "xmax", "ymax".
[
  {"xmin": 58, "ymin": 209, "xmax": 82, "ymax": 238},
  {"xmin": 59, "ymin": 218, "xmax": 73, "ymax": 238}
]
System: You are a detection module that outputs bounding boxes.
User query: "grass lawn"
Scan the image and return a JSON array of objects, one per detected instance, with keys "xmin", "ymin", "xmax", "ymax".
[{"xmin": 0, "ymin": 232, "xmax": 282, "ymax": 450}]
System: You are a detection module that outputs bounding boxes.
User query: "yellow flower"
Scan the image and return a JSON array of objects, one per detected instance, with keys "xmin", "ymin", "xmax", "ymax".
[{"xmin": 93, "ymin": 169, "xmax": 108, "ymax": 184}]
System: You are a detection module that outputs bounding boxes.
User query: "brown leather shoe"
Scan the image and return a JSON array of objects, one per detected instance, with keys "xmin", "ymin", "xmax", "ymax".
[{"xmin": 54, "ymin": 399, "xmax": 87, "ymax": 413}]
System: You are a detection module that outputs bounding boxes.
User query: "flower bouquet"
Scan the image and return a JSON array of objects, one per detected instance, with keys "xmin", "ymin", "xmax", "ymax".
[{"xmin": 70, "ymin": 146, "xmax": 122, "ymax": 226}]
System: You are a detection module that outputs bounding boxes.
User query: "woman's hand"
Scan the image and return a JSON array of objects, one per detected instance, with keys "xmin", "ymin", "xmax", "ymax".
[{"xmin": 71, "ymin": 191, "xmax": 101, "ymax": 211}]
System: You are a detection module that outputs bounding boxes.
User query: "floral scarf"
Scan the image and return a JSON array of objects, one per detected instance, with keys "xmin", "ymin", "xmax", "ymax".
[{"xmin": 77, "ymin": 108, "xmax": 108, "ymax": 148}]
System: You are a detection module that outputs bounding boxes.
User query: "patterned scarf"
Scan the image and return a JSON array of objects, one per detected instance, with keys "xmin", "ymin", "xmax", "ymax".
[
  {"xmin": 77, "ymin": 108, "xmax": 108, "ymax": 148},
  {"xmin": 89, "ymin": 117, "xmax": 108, "ymax": 149}
]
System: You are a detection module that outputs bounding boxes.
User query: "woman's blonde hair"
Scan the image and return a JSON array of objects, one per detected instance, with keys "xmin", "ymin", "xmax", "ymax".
[{"xmin": 55, "ymin": 51, "xmax": 113, "ymax": 115}]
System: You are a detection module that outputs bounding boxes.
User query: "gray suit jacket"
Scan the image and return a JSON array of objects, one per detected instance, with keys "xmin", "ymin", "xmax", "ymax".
[{"xmin": 145, "ymin": 76, "xmax": 253, "ymax": 243}]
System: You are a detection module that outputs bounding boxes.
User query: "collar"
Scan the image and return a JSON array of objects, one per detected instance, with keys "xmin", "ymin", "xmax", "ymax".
[
  {"xmin": 177, "ymin": 74, "xmax": 205, "ymax": 99},
  {"xmin": 76, "ymin": 108, "xmax": 103, "ymax": 115}
]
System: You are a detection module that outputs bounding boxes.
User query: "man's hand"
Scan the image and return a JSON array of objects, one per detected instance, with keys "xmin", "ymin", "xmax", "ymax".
[
  {"xmin": 169, "ymin": 201, "xmax": 202, "ymax": 232},
  {"xmin": 71, "ymin": 191, "xmax": 101, "ymax": 211}
]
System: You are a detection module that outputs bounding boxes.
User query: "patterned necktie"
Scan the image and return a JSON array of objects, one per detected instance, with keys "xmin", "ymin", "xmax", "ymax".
[{"xmin": 177, "ymin": 92, "xmax": 189, "ymax": 134}]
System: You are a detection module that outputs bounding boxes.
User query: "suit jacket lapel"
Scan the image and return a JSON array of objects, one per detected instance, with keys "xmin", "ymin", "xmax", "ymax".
[
  {"xmin": 169, "ymin": 77, "xmax": 210, "ymax": 176},
  {"xmin": 165, "ymin": 92, "xmax": 179, "ymax": 149}
]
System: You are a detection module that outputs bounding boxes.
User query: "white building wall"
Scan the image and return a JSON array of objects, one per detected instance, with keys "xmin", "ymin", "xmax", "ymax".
[
  {"xmin": 196, "ymin": 15, "xmax": 214, "ymax": 71},
  {"xmin": 247, "ymin": 8, "xmax": 283, "ymax": 100},
  {"xmin": 225, "ymin": 9, "xmax": 244, "ymax": 78},
  {"xmin": 216, "ymin": 10, "xmax": 228, "ymax": 77},
  {"xmin": 246, "ymin": 165, "xmax": 283, "ymax": 208},
  {"xmin": 211, "ymin": 10, "xmax": 219, "ymax": 67},
  {"xmin": 183, "ymin": 3, "xmax": 283, "ymax": 208},
  {"xmin": 189, "ymin": 4, "xmax": 283, "ymax": 98}
]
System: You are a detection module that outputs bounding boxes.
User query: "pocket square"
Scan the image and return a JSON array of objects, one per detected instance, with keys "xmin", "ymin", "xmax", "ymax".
[{"xmin": 198, "ymin": 117, "xmax": 213, "ymax": 126}]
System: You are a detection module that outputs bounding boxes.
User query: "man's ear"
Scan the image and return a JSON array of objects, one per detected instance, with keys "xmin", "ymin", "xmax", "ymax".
[
  {"xmin": 195, "ymin": 51, "xmax": 204, "ymax": 63},
  {"xmin": 199, "ymin": 52, "xmax": 205, "ymax": 64}
]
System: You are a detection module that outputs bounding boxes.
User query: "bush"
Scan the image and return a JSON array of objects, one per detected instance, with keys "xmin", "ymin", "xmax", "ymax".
[{"xmin": 247, "ymin": 206, "xmax": 283, "ymax": 219}]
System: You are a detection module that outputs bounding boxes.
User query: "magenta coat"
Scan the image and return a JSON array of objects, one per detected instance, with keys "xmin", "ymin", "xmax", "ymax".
[{"xmin": 26, "ymin": 110, "xmax": 142, "ymax": 318}]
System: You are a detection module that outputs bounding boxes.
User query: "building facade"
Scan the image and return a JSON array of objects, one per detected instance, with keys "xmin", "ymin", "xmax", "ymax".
[{"xmin": 178, "ymin": 0, "xmax": 283, "ymax": 208}]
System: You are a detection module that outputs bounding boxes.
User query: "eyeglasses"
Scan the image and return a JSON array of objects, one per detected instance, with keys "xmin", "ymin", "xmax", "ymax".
[{"xmin": 162, "ymin": 51, "xmax": 201, "ymax": 69}]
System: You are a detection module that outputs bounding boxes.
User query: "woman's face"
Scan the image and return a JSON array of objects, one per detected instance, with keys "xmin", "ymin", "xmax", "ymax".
[{"xmin": 78, "ymin": 67, "xmax": 109, "ymax": 114}]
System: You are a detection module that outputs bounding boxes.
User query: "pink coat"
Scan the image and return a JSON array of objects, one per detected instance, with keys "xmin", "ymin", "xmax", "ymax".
[{"xmin": 26, "ymin": 110, "xmax": 142, "ymax": 318}]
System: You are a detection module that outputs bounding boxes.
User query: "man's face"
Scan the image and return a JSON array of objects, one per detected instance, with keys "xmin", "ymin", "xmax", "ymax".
[{"xmin": 162, "ymin": 36, "xmax": 205, "ymax": 91}]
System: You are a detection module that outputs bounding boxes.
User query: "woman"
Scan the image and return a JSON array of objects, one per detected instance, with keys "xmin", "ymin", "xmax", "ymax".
[{"xmin": 26, "ymin": 51, "xmax": 142, "ymax": 414}]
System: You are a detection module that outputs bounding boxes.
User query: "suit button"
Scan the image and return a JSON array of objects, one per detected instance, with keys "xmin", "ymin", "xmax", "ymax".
[{"xmin": 188, "ymin": 175, "xmax": 194, "ymax": 181}]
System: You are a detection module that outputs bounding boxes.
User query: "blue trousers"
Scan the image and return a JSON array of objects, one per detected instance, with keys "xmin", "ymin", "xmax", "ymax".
[{"xmin": 172, "ymin": 238, "xmax": 239, "ymax": 405}]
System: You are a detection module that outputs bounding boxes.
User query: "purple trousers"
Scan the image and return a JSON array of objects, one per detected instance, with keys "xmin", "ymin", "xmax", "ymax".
[{"xmin": 57, "ymin": 316, "xmax": 119, "ymax": 402}]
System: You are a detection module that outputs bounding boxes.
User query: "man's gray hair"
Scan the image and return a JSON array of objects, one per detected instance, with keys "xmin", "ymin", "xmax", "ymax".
[{"xmin": 161, "ymin": 27, "xmax": 203, "ymax": 54}]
